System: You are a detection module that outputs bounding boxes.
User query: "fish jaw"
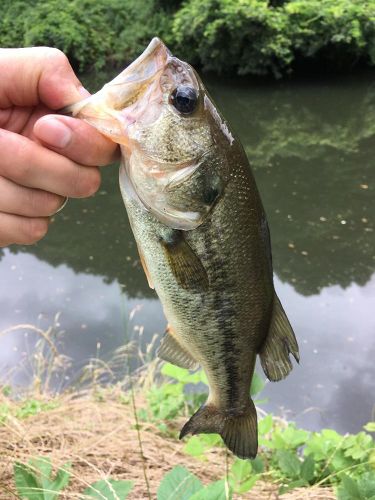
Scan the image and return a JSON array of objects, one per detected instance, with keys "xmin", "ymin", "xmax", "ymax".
[{"xmin": 63, "ymin": 37, "xmax": 170, "ymax": 147}]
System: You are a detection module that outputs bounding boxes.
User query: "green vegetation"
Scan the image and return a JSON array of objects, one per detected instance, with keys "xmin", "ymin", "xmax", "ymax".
[
  {"xmin": 1, "ymin": 0, "xmax": 375, "ymax": 76},
  {"xmin": 14, "ymin": 456, "xmax": 133, "ymax": 499},
  {"xmin": 140, "ymin": 362, "xmax": 375, "ymax": 498},
  {"xmin": 2, "ymin": 362, "xmax": 374, "ymax": 498},
  {"xmin": 0, "ymin": 322, "xmax": 373, "ymax": 498}
]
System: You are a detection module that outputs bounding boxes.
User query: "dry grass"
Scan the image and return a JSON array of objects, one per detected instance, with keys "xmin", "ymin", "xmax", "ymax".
[{"xmin": 0, "ymin": 390, "xmax": 335, "ymax": 500}]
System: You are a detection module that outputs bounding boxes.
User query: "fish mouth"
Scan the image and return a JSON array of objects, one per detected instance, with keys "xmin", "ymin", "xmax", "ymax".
[
  {"xmin": 65, "ymin": 37, "xmax": 171, "ymax": 143},
  {"xmin": 105, "ymin": 37, "xmax": 170, "ymax": 110}
]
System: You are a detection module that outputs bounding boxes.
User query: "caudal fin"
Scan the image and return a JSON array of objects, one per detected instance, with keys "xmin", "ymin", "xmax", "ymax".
[{"xmin": 179, "ymin": 400, "xmax": 258, "ymax": 459}]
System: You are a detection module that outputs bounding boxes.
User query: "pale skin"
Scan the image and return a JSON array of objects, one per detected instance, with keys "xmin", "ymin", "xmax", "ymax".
[{"xmin": 0, "ymin": 47, "xmax": 119, "ymax": 247}]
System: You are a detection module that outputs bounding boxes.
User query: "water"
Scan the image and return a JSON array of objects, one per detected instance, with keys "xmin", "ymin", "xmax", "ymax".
[{"xmin": 0, "ymin": 72, "xmax": 374, "ymax": 434}]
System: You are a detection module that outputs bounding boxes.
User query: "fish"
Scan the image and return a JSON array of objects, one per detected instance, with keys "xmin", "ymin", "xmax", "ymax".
[{"xmin": 65, "ymin": 38, "xmax": 299, "ymax": 459}]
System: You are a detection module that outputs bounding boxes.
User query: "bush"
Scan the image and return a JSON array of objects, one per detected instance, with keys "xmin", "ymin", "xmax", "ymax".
[
  {"xmin": 0, "ymin": 0, "xmax": 171, "ymax": 71},
  {"xmin": 172, "ymin": 0, "xmax": 375, "ymax": 76},
  {"xmin": 1, "ymin": 0, "xmax": 375, "ymax": 76}
]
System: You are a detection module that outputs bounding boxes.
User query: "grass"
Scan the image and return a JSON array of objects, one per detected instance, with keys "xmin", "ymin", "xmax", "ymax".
[
  {"xmin": 0, "ymin": 320, "xmax": 373, "ymax": 499},
  {"xmin": 0, "ymin": 389, "xmax": 336, "ymax": 499}
]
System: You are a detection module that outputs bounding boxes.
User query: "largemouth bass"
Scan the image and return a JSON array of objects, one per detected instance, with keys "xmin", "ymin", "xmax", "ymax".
[{"xmin": 66, "ymin": 38, "xmax": 299, "ymax": 459}]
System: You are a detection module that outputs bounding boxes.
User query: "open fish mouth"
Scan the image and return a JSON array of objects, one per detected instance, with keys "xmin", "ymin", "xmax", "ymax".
[{"xmin": 64, "ymin": 38, "xmax": 171, "ymax": 143}]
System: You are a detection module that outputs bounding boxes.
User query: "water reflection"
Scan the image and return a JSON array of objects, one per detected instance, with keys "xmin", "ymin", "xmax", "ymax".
[
  {"xmin": 3, "ymin": 73, "xmax": 374, "ymax": 296},
  {"xmin": 1, "ymin": 248, "xmax": 373, "ymax": 432},
  {"xmin": 0, "ymin": 73, "xmax": 374, "ymax": 432},
  {"xmin": 207, "ymin": 73, "xmax": 375, "ymax": 295}
]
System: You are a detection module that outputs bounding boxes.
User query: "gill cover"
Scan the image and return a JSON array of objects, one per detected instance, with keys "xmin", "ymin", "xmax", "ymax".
[{"xmin": 64, "ymin": 38, "xmax": 216, "ymax": 230}]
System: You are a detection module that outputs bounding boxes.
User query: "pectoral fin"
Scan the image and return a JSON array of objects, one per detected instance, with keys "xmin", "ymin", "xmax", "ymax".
[
  {"xmin": 259, "ymin": 294, "xmax": 300, "ymax": 382},
  {"xmin": 157, "ymin": 325, "xmax": 199, "ymax": 369},
  {"xmin": 161, "ymin": 231, "xmax": 209, "ymax": 291}
]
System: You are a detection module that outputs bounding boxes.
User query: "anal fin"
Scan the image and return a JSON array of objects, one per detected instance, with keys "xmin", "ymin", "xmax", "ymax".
[
  {"xmin": 259, "ymin": 294, "xmax": 300, "ymax": 382},
  {"xmin": 157, "ymin": 325, "xmax": 199, "ymax": 370}
]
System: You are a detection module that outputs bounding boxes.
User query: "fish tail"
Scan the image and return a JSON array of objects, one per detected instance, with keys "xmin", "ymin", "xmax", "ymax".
[{"xmin": 179, "ymin": 399, "xmax": 258, "ymax": 459}]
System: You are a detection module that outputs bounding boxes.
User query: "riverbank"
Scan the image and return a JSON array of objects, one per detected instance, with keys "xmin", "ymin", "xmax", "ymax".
[{"xmin": 0, "ymin": 389, "xmax": 335, "ymax": 499}]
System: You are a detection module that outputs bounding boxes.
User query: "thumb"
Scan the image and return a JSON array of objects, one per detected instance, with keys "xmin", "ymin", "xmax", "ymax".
[{"xmin": 0, "ymin": 47, "xmax": 89, "ymax": 110}]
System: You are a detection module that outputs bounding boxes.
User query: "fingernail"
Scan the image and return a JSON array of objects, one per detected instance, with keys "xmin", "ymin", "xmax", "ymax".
[{"xmin": 35, "ymin": 117, "xmax": 72, "ymax": 149}]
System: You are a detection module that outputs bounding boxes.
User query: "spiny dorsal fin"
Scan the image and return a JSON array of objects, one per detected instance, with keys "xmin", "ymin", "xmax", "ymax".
[
  {"xmin": 157, "ymin": 325, "xmax": 199, "ymax": 370},
  {"xmin": 161, "ymin": 233, "xmax": 209, "ymax": 291},
  {"xmin": 259, "ymin": 294, "xmax": 300, "ymax": 382}
]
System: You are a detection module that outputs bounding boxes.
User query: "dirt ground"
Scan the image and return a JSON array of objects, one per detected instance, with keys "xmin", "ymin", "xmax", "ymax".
[{"xmin": 0, "ymin": 393, "xmax": 335, "ymax": 499}]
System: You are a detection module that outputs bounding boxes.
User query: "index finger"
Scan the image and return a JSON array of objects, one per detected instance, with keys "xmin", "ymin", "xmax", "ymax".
[{"xmin": 34, "ymin": 115, "xmax": 120, "ymax": 166}]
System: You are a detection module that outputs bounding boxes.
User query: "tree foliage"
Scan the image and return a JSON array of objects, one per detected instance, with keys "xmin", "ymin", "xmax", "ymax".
[{"xmin": 1, "ymin": 0, "xmax": 375, "ymax": 75}]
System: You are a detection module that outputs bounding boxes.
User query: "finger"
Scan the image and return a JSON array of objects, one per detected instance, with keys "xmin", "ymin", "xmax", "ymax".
[
  {"xmin": 0, "ymin": 176, "xmax": 65, "ymax": 217},
  {"xmin": 0, "ymin": 212, "xmax": 49, "ymax": 247},
  {"xmin": 0, "ymin": 128, "xmax": 101, "ymax": 198},
  {"xmin": 33, "ymin": 115, "xmax": 119, "ymax": 166},
  {"xmin": 0, "ymin": 47, "xmax": 88, "ymax": 109}
]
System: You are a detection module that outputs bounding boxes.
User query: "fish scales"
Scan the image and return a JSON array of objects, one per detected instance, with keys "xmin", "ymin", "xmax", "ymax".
[{"xmin": 66, "ymin": 37, "xmax": 299, "ymax": 459}]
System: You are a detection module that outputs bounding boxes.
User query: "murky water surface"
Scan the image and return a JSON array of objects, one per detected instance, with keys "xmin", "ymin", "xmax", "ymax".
[{"xmin": 1, "ymin": 73, "xmax": 374, "ymax": 433}]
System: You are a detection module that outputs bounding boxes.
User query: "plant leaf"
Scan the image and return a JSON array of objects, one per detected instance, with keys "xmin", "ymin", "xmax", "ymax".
[
  {"xmin": 279, "ymin": 479, "xmax": 308, "ymax": 495},
  {"xmin": 337, "ymin": 474, "xmax": 362, "ymax": 500},
  {"xmin": 190, "ymin": 480, "xmax": 230, "ymax": 500},
  {"xmin": 157, "ymin": 466, "xmax": 202, "ymax": 500},
  {"xmin": 49, "ymin": 463, "xmax": 71, "ymax": 498},
  {"xmin": 250, "ymin": 372, "xmax": 264, "ymax": 396},
  {"xmin": 251, "ymin": 456, "xmax": 264, "ymax": 474},
  {"xmin": 364, "ymin": 422, "xmax": 375, "ymax": 433},
  {"xmin": 14, "ymin": 462, "xmax": 44, "ymax": 500},
  {"xmin": 276, "ymin": 450, "xmax": 301, "ymax": 479},
  {"xmin": 83, "ymin": 479, "xmax": 133, "ymax": 500},
  {"xmin": 300, "ymin": 456, "xmax": 315, "ymax": 483}
]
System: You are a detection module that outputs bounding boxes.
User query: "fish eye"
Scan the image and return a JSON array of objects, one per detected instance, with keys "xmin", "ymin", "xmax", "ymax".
[{"xmin": 170, "ymin": 86, "xmax": 198, "ymax": 115}]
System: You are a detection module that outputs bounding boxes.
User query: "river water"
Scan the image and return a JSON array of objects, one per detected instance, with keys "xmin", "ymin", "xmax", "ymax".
[{"xmin": 0, "ymin": 72, "xmax": 374, "ymax": 434}]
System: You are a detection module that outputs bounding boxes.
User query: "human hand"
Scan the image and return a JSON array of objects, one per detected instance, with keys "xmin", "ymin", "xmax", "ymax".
[{"xmin": 0, "ymin": 47, "xmax": 119, "ymax": 247}]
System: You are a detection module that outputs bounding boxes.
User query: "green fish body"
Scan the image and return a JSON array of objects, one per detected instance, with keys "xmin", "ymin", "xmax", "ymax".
[{"xmin": 67, "ymin": 38, "xmax": 299, "ymax": 459}]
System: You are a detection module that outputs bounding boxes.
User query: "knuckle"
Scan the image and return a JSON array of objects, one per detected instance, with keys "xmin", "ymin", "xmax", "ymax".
[
  {"xmin": 35, "ymin": 192, "xmax": 62, "ymax": 216},
  {"xmin": 23, "ymin": 218, "xmax": 49, "ymax": 244},
  {"xmin": 73, "ymin": 167, "xmax": 101, "ymax": 197},
  {"xmin": 42, "ymin": 47, "xmax": 69, "ymax": 66}
]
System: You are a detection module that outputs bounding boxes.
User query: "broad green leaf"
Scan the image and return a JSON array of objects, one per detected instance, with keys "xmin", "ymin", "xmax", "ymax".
[
  {"xmin": 357, "ymin": 472, "xmax": 375, "ymax": 499},
  {"xmin": 28, "ymin": 457, "xmax": 52, "ymax": 491},
  {"xmin": 199, "ymin": 434, "xmax": 222, "ymax": 446},
  {"xmin": 229, "ymin": 459, "xmax": 258, "ymax": 493},
  {"xmin": 252, "ymin": 456, "xmax": 264, "ymax": 474},
  {"xmin": 49, "ymin": 463, "xmax": 71, "ymax": 497},
  {"xmin": 161, "ymin": 364, "xmax": 205, "ymax": 385},
  {"xmin": 184, "ymin": 436, "xmax": 206, "ymax": 457},
  {"xmin": 337, "ymin": 474, "xmax": 362, "ymax": 500},
  {"xmin": 230, "ymin": 458, "xmax": 252, "ymax": 479},
  {"xmin": 275, "ymin": 450, "xmax": 301, "ymax": 479},
  {"xmin": 83, "ymin": 479, "xmax": 133, "ymax": 500},
  {"xmin": 364, "ymin": 422, "xmax": 375, "ymax": 433},
  {"xmin": 14, "ymin": 462, "xmax": 43, "ymax": 500},
  {"xmin": 300, "ymin": 456, "xmax": 315, "ymax": 482},
  {"xmin": 250, "ymin": 372, "xmax": 264, "ymax": 396},
  {"xmin": 190, "ymin": 480, "xmax": 230, "ymax": 500},
  {"xmin": 279, "ymin": 479, "xmax": 307, "ymax": 495},
  {"xmin": 258, "ymin": 414, "xmax": 273, "ymax": 436},
  {"xmin": 235, "ymin": 476, "xmax": 258, "ymax": 494},
  {"xmin": 157, "ymin": 466, "xmax": 202, "ymax": 500}
]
